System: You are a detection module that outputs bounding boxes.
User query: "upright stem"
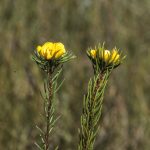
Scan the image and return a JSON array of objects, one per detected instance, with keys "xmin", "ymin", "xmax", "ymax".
[
  {"xmin": 86, "ymin": 73, "xmax": 100, "ymax": 133},
  {"xmin": 45, "ymin": 67, "xmax": 53, "ymax": 150},
  {"xmin": 79, "ymin": 72, "xmax": 105, "ymax": 150}
]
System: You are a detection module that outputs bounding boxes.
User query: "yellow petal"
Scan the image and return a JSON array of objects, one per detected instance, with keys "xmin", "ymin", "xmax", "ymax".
[
  {"xmin": 43, "ymin": 42, "xmax": 53, "ymax": 48},
  {"xmin": 55, "ymin": 50, "xmax": 65, "ymax": 59},
  {"xmin": 90, "ymin": 49, "xmax": 96, "ymax": 58},
  {"xmin": 55, "ymin": 43, "xmax": 65, "ymax": 52},
  {"xmin": 103, "ymin": 50, "xmax": 110, "ymax": 62},
  {"xmin": 41, "ymin": 48, "xmax": 47, "ymax": 57},
  {"xmin": 46, "ymin": 50, "xmax": 53, "ymax": 60},
  {"xmin": 54, "ymin": 42, "xmax": 66, "ymax": 58},
  {"xmin": 109, "ymin": 49, "xmax": 120, "ymax": 63},
  {"xmin": 113, "ymin": 54, "xmax": 120, "ymax": 63},
  {"xmin": 100, "ymin": 50, "xmax": 110, "ymax": 62},
  {"xmin": 41, "ymin": 42, "xmax": 54, "ymax": 59},
  {"xmin": 37, "ymin": 46, "xmax": 42, "ymax": 53}
]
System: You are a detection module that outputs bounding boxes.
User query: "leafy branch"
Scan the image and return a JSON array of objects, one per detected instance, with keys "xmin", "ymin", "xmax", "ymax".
[
  {"xmin": 78, "ymin": 44, "xmax": 125, "ymax": 150},
  {"xmin": 35, "ymin": 66, "xmax": 62, "ymax": 150},
  {"xmin": 32, "ymin": 42, "xmax": 75, "ymax": 150},
  {"xmin": 78, "ymin": 70, "xmax": 110, "ymax": 150}
]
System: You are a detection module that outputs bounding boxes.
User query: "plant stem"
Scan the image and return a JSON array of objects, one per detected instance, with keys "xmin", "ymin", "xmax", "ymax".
[
  {"xmin": 79, "ymin": 72, "xmax": 105, "ymax": 150},
  {"xmin": 45, "ymin": 67, "xmax": 53, "ymax": 150},
  {"xmin": 93, "ymin": 73, "xmax": 104, "ymax": 100}
]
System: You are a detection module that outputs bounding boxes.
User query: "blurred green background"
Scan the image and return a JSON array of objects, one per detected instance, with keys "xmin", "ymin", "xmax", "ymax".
[{"xmin": 0, "ymin": 0, "xmax": 150, "ymax": 149}]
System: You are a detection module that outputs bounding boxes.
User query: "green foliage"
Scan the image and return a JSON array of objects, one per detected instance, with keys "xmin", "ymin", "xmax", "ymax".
[
  {"xmin": 78, "ymin": 71, "xmax": 110, "ymax": 150},
  {"xmin": 78, "ymin": 44, "xmax": 122, "ymax": 150},
  {"xmin": 32, "ymin": 51, "xmax": 75, "ymax": 73}
]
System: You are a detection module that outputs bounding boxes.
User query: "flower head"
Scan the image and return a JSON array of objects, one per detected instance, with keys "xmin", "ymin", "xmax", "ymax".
[
  {"xmin": 87, "ymin": 45, "xmax": 125, "ymax": 73},
  {"xmin": 36, "ymin": 42, "xmax": 66, "ymax": 60},
  {"xmin": 32, "ymin": 41, "xmax": 75, "ymax": 72}
]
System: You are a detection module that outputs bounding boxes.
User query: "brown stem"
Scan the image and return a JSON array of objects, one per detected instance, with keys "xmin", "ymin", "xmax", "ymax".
[
  {"xmin": 45, "ymin": 67, "xmax": 53, "ymax": 150},
  {"xmin": 93, "ymin": 73, "xmax": 104, "ymax": 100}
]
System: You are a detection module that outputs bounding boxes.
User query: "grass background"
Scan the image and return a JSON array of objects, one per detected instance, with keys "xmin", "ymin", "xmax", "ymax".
[{"xmin": 0, "ymin": 0, "xmax": 150, "ymax": 149}]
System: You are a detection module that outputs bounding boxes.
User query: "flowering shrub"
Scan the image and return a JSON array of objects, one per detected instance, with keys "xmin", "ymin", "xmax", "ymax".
[{"xmin": 33, "ymin": 42, "xmax": 125, "ymax": 150}]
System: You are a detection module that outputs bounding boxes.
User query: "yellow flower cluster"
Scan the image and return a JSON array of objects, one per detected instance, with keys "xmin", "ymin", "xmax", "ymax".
[
  {"xmin": 90, "ymin": 49, "xmax": 120, "ymax": 64},
  {"xmin": 37, "ymin": 42, "xmax": 66, "ymax": 60}
]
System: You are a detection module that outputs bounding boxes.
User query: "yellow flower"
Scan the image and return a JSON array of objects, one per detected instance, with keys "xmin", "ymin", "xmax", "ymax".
[
  {"xmin": 89, "ymin": 48, "xmax": 120, "ymax": 65},
  {"xmin": 101, "ymin": 50, "xmax": 110, "ymax": 62},
  {"xmin": 90, "ymin": 49, "xmax": 96, "ymax": 58},
  {"xmin": 36, "ymin": 42, "xmax": 66, "ymax": 60},
  {"xmin": 87, "ymin": 46, "xmax": 124, "ymax": 72},
  {"xmin": 109, "ymin": 49, "xmax": 120, "ymax": 63}
]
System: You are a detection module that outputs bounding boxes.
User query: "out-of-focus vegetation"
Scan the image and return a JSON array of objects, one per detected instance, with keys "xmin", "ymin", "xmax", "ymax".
[{"xmin": 0, "ymin": 0, "xmax": 150, "ymax": 149}]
